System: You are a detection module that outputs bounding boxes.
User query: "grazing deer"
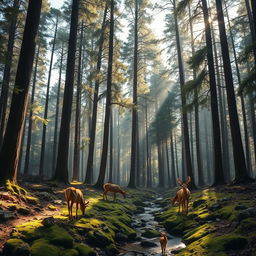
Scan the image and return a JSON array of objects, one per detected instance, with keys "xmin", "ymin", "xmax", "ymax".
[
  {"xmin": 172, "ymin": 176, "xmax": 191, "ymax": 214},
  {"xmin": 160, "ymin": 232, "xmax": 168, "ymax": 256},
  {"xmin": 64, "ymin": 187, "xmax": 89, "ymax": 219},
  {"xmin": 103, "ymin": 183, "xmax": 126, "ymax": 201}
]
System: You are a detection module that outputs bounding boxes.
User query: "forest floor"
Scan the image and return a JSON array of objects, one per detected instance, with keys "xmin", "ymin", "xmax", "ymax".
[{"xmin": 0, "ymin": 181, "xmax": 255, "ymax": 256}]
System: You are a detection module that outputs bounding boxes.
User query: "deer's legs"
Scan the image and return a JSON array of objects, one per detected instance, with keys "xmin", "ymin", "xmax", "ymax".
[
  {"xmin": 67, "ymin": 201, "xmax": 70, "ymax": 218},
  {"xmin": 70, "ymin": 201, "xmax": 74, "ymax": 218},
  {"xmin": 76, "ymin": 202, "xmax": 79, "ymax": 218}
]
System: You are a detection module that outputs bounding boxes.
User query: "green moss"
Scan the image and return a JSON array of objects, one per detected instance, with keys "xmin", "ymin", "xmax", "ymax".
[
  {"xmin": 86, "ymin": 230, "xmax": 113, "ymax": 247},
  {"xmin": 236, "ymin": 218, "xmax": 256, "ymax": 234},
  {"xmin": 6, "ymin": 180, "xmax": 27, "ymax": 196},
  {"xmin": 206, "ymin": 234, "xmax": 248, "ymax": 252},
  {"xmin": 74, "ymin": 243, "xmax": 96, "ymax": 256},
  {"xmin": 142, "ymin": 229, "xmax": 160, "ymax": 238},
  {"xmin": 31, "ymin": 239, "xmax": 60, "ymax": 256},
  {"xmin": 62, "ymin": 249, "xmax": 79, "ymax": 256},
  {"xmin": 25, "ymin": 196, "xmax": 39, "ymax": 205},
  {"xmin": 48, "ymin": 204, "xmax": 57, "ymax": 211},
  {"xmin": 13, "ymin": 220, "xmax": 43, "ymax": 242},
  {"xmin": 43, "ymin": 224, "xmax": 74, "ymax": 248},
  {"xmin": 4, "ymin": 238, "xmax": 30, "ymax": 256},
  {"xmin": 106, "ymin": 244, "xmax": 118, "ymax": 254},
  {"xmin": 183, "ymin": 224, "xmax": 215, "ymax": 243}
]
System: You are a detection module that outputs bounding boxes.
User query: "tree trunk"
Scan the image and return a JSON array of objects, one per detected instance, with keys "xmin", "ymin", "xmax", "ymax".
[
  {"xmin": 128, "ymin": 0, "xmax": 138, "ymax": 188},
  {"xmin": 215, "ymin": 0, "xmax": 249, "ymax": 183},
  {"xmin": 0, "ymin": 0, "xmax": 20, "ymax": 146},
  {"xmin": 0, "ymin": 0, "xmax": 42, "ymax": 185},
  {"xmin": 52, "ymin": 44, "xmax": 64, "ymax": 175},
  {"xmin": 170, "ymin": 128, "xmax": 176, "ymax": 187},
  {"xmin": 188, "ymin": 3, "xmax": 203, "ymax": 186},
  {"xmin": 173, "ymin": 0, "xmax": 196, "ymax": 189},
  {"xmin": 39, "ymin": 14, "xmax": 58, "ymax": 177},
  {"xmin": 94, "ymin": 0, "xmax": 114, "ymax": 189},
  {"xmin": 108, "ymin": 110, "xmax": 113, "ymax": 183},
  {"xmin": 54, "ymin": 0, "xmax": 79, "ymax": 183},
  {"xmin": 201, "ymin": 0, "xmax": 225, "ymax": 185},
  {"xmin": 72, "ymin": 22, "xmax": 84, "ymax": 181},
  {"xmin": 251, "ymin": 0, "xmax": 256, "ymax": 36},
  {"xmin": 85, "ymin": 2, "xmax": 108, "ymax": 184},
  {"xmin": 224, "ymin": 0, "xmax": 252, "ymax": 175},
  {"xmin": 24, "ymin": 44, "xmax": 40, "ymax": 175}
]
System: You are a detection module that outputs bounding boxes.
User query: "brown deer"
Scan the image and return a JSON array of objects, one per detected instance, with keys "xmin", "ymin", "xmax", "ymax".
[
  {"xmin": 64, "ymin": 187, "xmax": 89, "ymax": 219},
  {"xmin": 160, "ymin": 232, "xmax": 168, "ymax": 255},
  {"xmin": 103, "ymin": 183, "xmax": 126, "ymax": 201},
  {"xmin": 172, "ymin": 176, "xmax": 191, "ymax": 214}
]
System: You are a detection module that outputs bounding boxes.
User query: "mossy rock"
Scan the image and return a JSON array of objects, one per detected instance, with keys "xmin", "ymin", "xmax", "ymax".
[
  {"xmin": 3, "ymin": 238, "xmax": 30, "ymax": 256},
  {"xmin": 74, "ymin": 243, "xmax": 96, "ymax": 256},
  {"xmin": 62, "ymin": 249, "xmax": 79, "ymax": 256},
  {"xmin": 31, "ymin": 239, "xmax": 60, "ymax": 256},
  {"xmin": 206, "ymin": 234, "xmax": 248, "ymax": 252},
  {"xmin": 105, "ymin": 244, "xmax": 118, "ymax": 255},
  {"xmin": 183, "ymin": 224, "xmax": 215, "ymax": 244},
  {"xmin": 236, "ymin": 218, "xmax": 256, "ymax": 234},
  {"xmin": 142, "ymin": 229, "xmax": 160, "ymax": 238},
  {"xmin": 45, "ymin": 224, "xmax": 74, "ymax": 248},
  {"xmin": 25, "ymin": 196, "xmax": 39, "ymax": 205},
  {"xmin": 12, "ymin": 220, "xmax": 43, "ymax": 242},
  {"xmin": 86, "ymin": 230, "xmax": 113, "ymax": 247}
]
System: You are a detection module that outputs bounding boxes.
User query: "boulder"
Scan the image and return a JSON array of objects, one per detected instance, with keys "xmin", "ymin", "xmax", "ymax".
[
  {"xmin": 17, "ymin": 207, "xmax": 30, "ymax": 215},
  {"xmin": 0, "ymin": 210, "xmax": 16, "ymax": 221},
  {"xmin": 42, "ymin": 217, "xmax": 55, "ymax": 227},
  {"xmin": 140, "ymin": 241, "xmax": 157, "ymax": 247},
  {"xmin": 238, "ymin": 207, "xmax": 256, "ymax": 221}
]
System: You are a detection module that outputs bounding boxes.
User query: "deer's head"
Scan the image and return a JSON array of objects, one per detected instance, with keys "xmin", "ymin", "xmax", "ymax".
[
  {"xmin": 81, "ymin": 199, "xmax": 89, "ymax": 215},
  {"xmin": 177, "ymin": 176, "xmax": 191, "ymax": 189}
]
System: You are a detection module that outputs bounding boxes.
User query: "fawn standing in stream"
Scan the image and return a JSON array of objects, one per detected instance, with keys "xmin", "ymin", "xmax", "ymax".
[{"xmin": 160, "ymin": 232, "xmax": 168, "ymax": 255}]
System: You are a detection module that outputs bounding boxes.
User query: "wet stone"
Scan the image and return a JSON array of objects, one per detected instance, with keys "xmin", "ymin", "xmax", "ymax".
[
  {"xmin": 0, "ymin": 210, "xmax": 16, "ymax": 221},
  {"xmin": 140, "ymin": 241, "xmax": 157, "ymax": 247},
  {"xmin": 17, "ymin": 207, "xmax": 30, "ymax": 215}
]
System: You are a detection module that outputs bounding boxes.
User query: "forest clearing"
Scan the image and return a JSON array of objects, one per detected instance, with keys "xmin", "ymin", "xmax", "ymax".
[{"xmin": 0, "ymin": 0, "xmax": 256, "ymax": 255}]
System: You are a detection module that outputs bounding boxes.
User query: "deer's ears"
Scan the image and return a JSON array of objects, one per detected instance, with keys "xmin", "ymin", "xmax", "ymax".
[
  {"xmin": 186, "ymin": 176, "xmax": 191, "ymax": 185},
  {"xmin": 177, "ymin": 178, "xmax": 183, "ymax": 186}
]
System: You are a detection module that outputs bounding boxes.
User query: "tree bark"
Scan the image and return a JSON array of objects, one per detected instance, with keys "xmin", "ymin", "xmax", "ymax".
[
  {"xmin": 52, "ymin": 44, "xmax": 64, "ymax": 175},
  {"xmin": 0, "ymin": 0, "xmax": 20, "ymax": 146},
  {"xmin": 94, "ymin": 0, "xmax": 114, "ymax": 189},
  {"xmin": 128, "ymin": 0, "xmax": 138, "ymax": 188},
  {"xmin": 173, "ymin": 0, "xmax": 196, "ymax": 189},
  {"xmin": 0, "ymin": 0, "xmax": 42, "ymax": 185},
  {"xmin": 39, "ymin": 13, "xmax": 58, "ymax": 177},
  {"xmin": 201, "ymin": 0, "xmax": 225, "ymax": 185},
  {"xmin": 72, "ymin": 22, "xmax": 84, "ymax": 181},
  {"xmin": 215, "ymin": 0, "xmax": 249, "ymax": 183},
  {"xmin": 24, "ymin": 44, "xmax": 40, "ymax": 175},
  {"xmin": 54, "ymin": 0, "xmax": 79, "ymax": 183},
  {"xmin": 85, "ymin": 2, "xmax": 108, "ymax": 184}
]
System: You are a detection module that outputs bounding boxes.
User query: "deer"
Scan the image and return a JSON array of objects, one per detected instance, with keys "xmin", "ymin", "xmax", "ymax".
[
  {"xmin": 64, "ymin": 187, "xmax": 89, "ymax": 219},
  {"xmin": 160, "ymin": 232, "xmax": 168, "ymax": 256},
  {"xmin": 103, "ymin": 183, "xmax": 126, "ymax": 201},
  {"xmin": 172, "ymin": 176, "xmax": 191, "ymax": 215}
]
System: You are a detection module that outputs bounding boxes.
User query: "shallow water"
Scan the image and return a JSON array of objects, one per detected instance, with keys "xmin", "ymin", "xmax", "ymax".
[{"xmin": 119, "ymin": 197, "xmax": 186, "ymax": 256}]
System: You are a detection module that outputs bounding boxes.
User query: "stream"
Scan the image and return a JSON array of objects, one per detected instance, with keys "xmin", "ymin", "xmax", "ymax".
[{"xmin": 119, "ymin": 196, "xmax": 186, "ymax": 256}]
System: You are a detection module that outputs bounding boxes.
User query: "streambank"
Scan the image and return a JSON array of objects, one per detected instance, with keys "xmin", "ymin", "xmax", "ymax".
[{"xmin": 119, "ymin": 195, "xmax": 185, "ymax": 256}]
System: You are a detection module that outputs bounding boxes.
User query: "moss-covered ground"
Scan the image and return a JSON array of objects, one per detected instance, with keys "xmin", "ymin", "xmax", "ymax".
[
  {"xmin": 157, "ymin": 185, "xmax": 256, "ymax": 255},
  {"xmin": 1, "ymin": 184, "xmax": 156, "ymax": 256}
]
